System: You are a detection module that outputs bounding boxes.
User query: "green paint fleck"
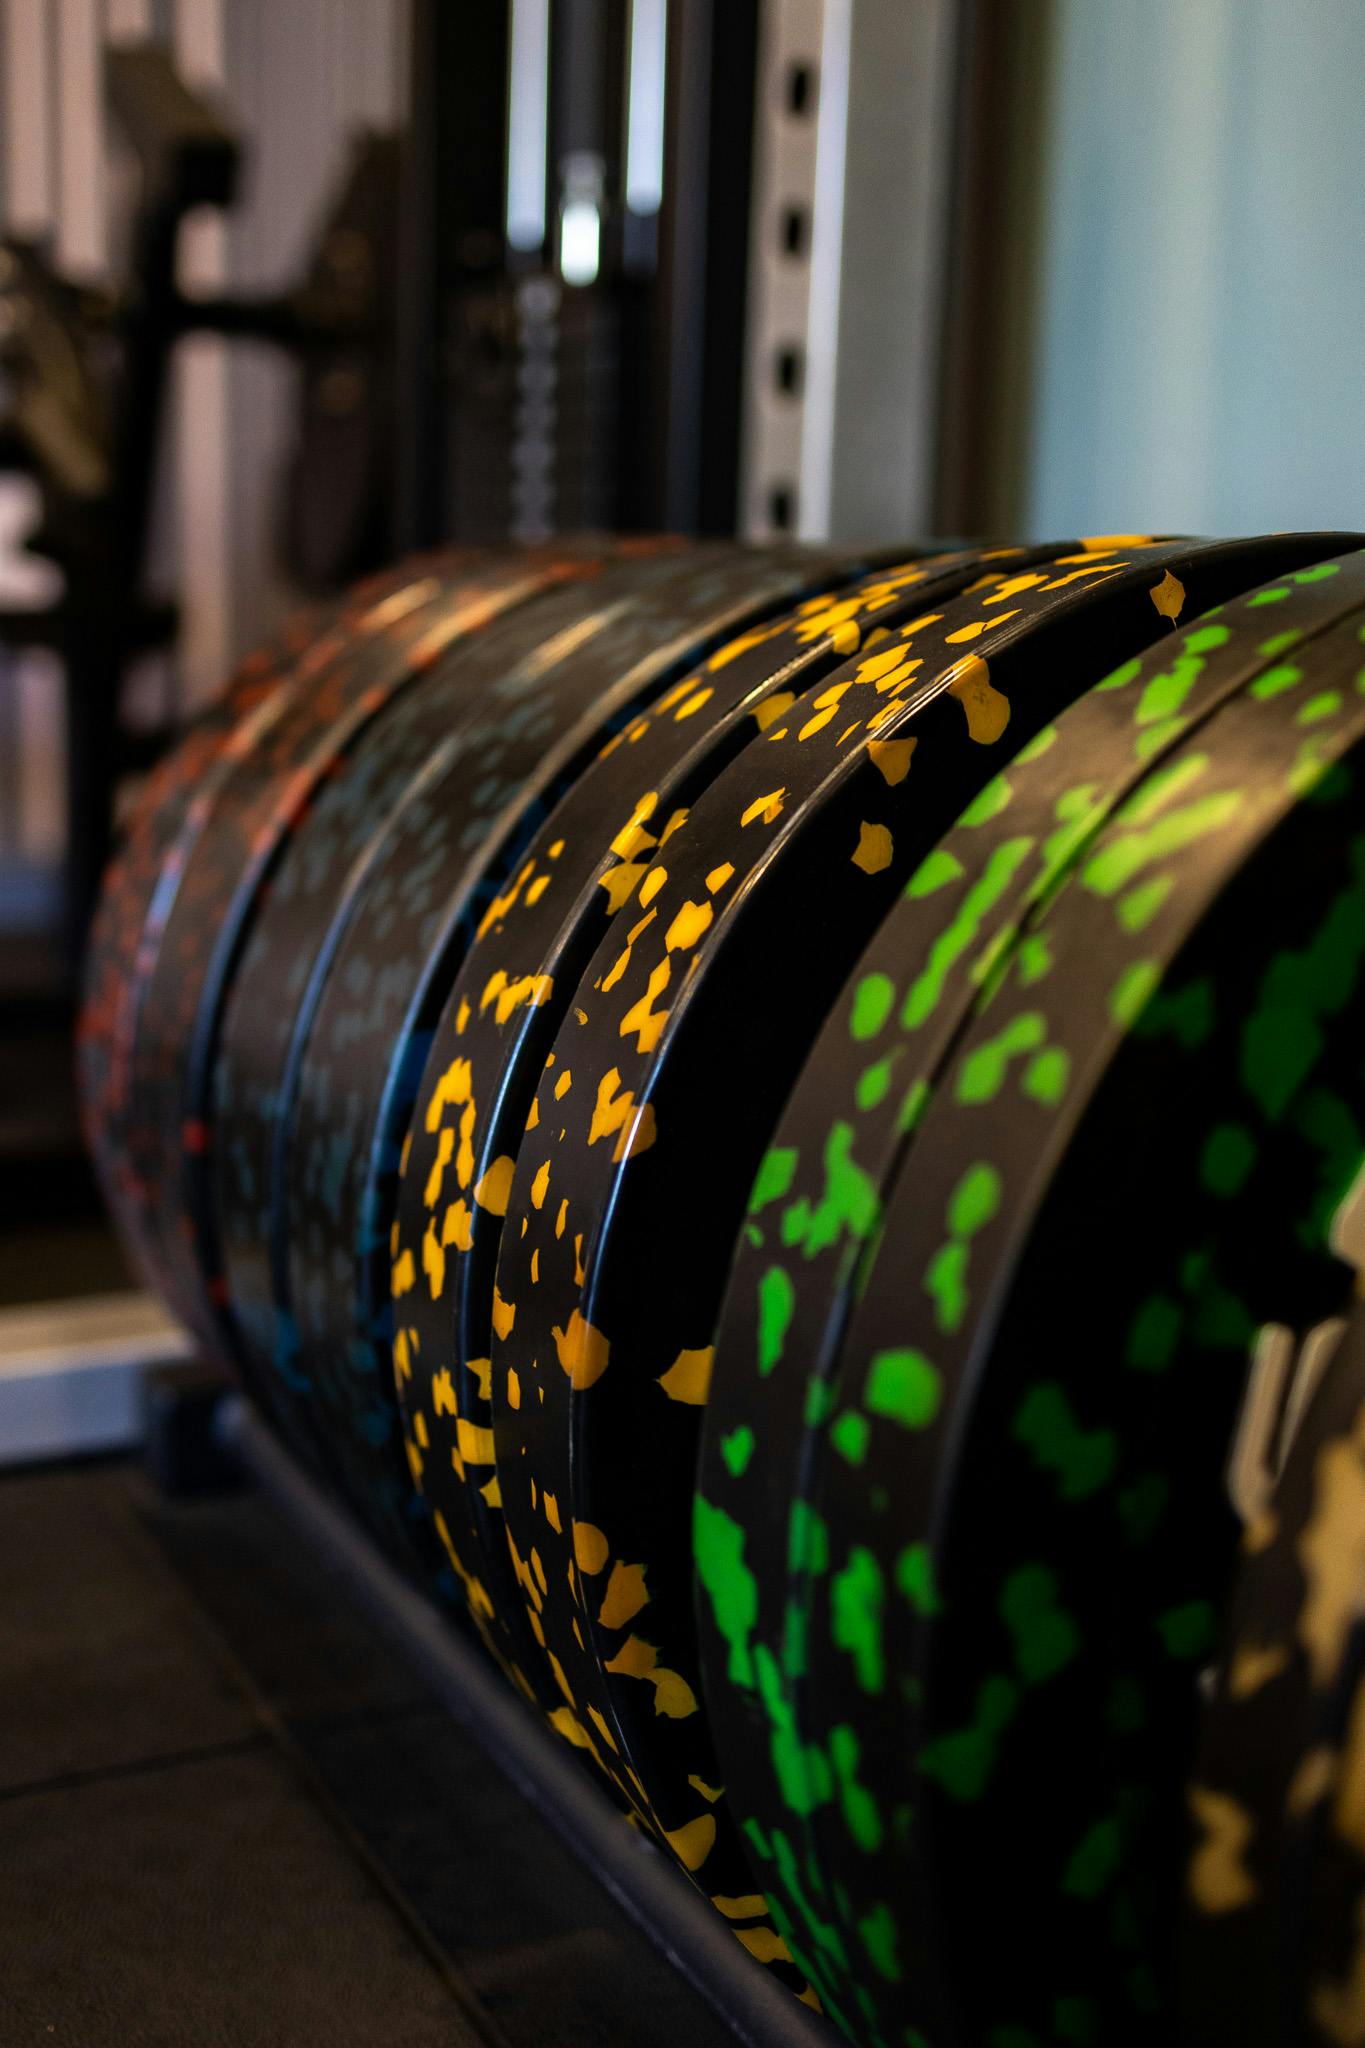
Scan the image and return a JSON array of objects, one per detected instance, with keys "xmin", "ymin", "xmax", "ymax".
[
  {"xmin": 720, "ymin": 1425, "xmax": 754, "ymax": 1478},
  {"xmin": 1248, "ymin": 661, "xmax": 1303, "ymax": 699},
  {"xmin": 1246, "ymin": 584, "xmax": 1291, "ymax": 606},
  {"xmin": 781, "ymin": 1121, "xmax": 880, "ymax": 1258},
  {"xmin": 693, "ymin": 1496, "xmax": 757, "ymax": 1688},
  {"xmin": 960, "ymin": 773, "xmax": 1012, "ymax": 827},
  {"xmin": 1023, "ymin": 1045, "xmax": 1070, "ymax": 1106},
  {"xmin": 832, "ymin": 1546, "xmax": 885, "ymax": 1693},
  {"xmin": 850, "ymin": 971, "xmax": 896, "ymax": 1042},
  {"xmin": 1136, "ymin": 651, "xmax": 1204, "ymax": 725},
  {"xmin": 1134, "ymin": 715, "xmax": 1187, "ymax": 760},
  {"xmin": 829, "ymin": 1722, "xmax": 883, "ymax": 1850},
  {"xmin": 788, "ymin": 1499, "xmax": 830, "ymax": 1577},
  {"xmin": 803, "ymin": 1374, "xmax": 837, "ymax": 1429},
  {"xmin": 1016, "ymin": 721, "xmax": 1060, "ymax": 759},
  {"xmin": 1126, "ymin": 1294, "xmax": 1182, "ymax": 1371},
  {"xmin": 865, "ymin": 1347, "xmax": 941, "ymax": 1428},
  {"xmin": 1117, "ymin": 874, "xmax": 1173, "ymax": 932},
  {"xmin": 1013, "ymin": 1382, "xmax": 1117, "ymax": 1499},
  {"xmin": 896, "ymin": 1542, "xmax": 938, "ymax": 1615},
  {"xmin": 919, "ymin": 1676, "xmax": 1018, "ymax": 1802},
  {"xmin": 895, "ymin": 1076, "xmax": 931, "ymax": 1135},
  {"xmin": 1082, "ymin": 790, "xmax": 1242, "ymax": 898},
  {"xmin": 1063, "ymin": 1815, "xmax": 1123, "ymax": 1899},
  {"xmin": 831, "ymin": 1409, "xmax": 870, "ymax": 1466},
  {"xmin": 1093, "ymin": 654, "xmax": 1144, "ymax": 694},
  {"xmin": 905, "ymin": 845, "xmax": 965, "ymax": 898},
  {"xmin": 1257, "ymin": 630, "xmax": 1300, "ymax": 656},
  {"xmin": 956, "ymin": 1010, "xmax": 1046, "ymax": 1104},
  {"xmin": 1202, "ymin": 1123, "xmax": 1256, "ymax": 1196},
  {"xmin": 1110, "ymin": 959, "xmax": 1161, "ymax": 1028},
  {"xmin": 1055, "ymin": 1994, "xmax": 1099, "ymax": 2044},
  {"xmin": 902, "ymin": 837, "xmax": 1034, "ymax": 1028},
  {"xmin": 855, "ymin": 1057, "xmax": 894, "ymax": 1111},
  {"xmin": 1297, "ymin": 689, "xmax": 1343, "ymax": 725},
  {"xmin": 857, "ymin": 1901, "xmax": 901, "ymax": 1984},
  {"xmin": 1181, "ymin": 622, "xmax": 1229, "ymax": 651},
  {"xmin": 750, "ymin": 1145, "xmax": 797, "ymax": 1214},
  {"xmin": 1293, "ymin": 561, "xmax": 1341, "ymax": 582},
  {"xmin": 925, "ymin": 1241, "xmax": 969, "ymax": 1334},
  {"xmin": 950, "ymin": 1160, "xmax": 1001, "ymax": 1237},
  {"xmin": 1136, "ymin": 975, "xmax": 1216, "ymax": 1046},
  {"xmin": 1000, "ymin": 1564, "xmax": 1080, "ymax": 1684},
  {"xmin": 1016, "ymin": 932, "xmax": 1053, "ymax": 985},
  {"xmin": 781, "ymin": 1595, "xmax": 807, "ymax": 1680},
  {"xmin": 757, "ymin": 1266, "xmax": 794, "ymax": 1374},
  {"xmin": 1157, "ymin": 1600, "xmax": 1215, "ymax": 1660}
]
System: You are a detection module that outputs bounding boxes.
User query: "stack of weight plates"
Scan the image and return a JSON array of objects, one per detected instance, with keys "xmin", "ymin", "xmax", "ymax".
[{"xmin": 83, "ymin": 529, "xmax": 1365, "ymax": 2044}]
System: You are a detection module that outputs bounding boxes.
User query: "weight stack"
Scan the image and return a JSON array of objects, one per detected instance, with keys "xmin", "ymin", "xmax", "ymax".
[{"xmin": 80, "ymin": 531, "xmax": 1365, "ymax": 2047}]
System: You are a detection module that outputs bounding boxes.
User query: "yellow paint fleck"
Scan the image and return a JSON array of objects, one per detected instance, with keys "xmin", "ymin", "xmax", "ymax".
[
  {"xmin": 609, "ymin": 791, "xmax": 659, "ymax": 861},
  {"xmin": 456, "ymin": 1418, "xmax": 495, "ymax": 1466},
  {"xmin": 619, "ymin": 960, "xmax": 671, "ymax": 1055},
  {"xmin": 658, "ymin": 1346, "xmax": 714, "ymax": 1405},
  {"xmin": 945, "ymin": 610, "xmax": 1018, "ymax": 644},
  {"xmin": 474, "ymin": 1154, "xmax": 515, "ymax": 1216},
  {"xmin": 673, "ymin": 685, "xmax": 713, "ymax": 719},
  {"xmin": 392, "ymin": 1248, "xmax": 416, "ymax": 1297},
  {"xmin": 587, "ymin": 1704, "xmax": 620, "ymax": 1752},
  {"xmin": 867, "ymin": 736, "xmax": 916, "ymax": 786},
  {"xmin": 441, "ymin": 1198, "xmax": 473, "ymax": 1252},
  {"xmin": 526, "ymin": 873, "xmax": 551, "ymax": 906},
  {"xmin": 1288, "ymin": 1745, "xmax": 1338, "ymax": 1818},
  {"xmin": 948, "ymin": 655, "xmax": 1011, "ymax": 743},
  {"xmin": 751, "ymin": 690, "xmax": 794, "ymax": 732},
  {"xmin": 422, "ymin": 1125, "xmax": 456, "ymax": 1209},
  {"xmin": 552, "ymin": 1309, "xmax": 610, "ymax": 1388},
  {"xmin": 598, "ymin": 859, "xmax": 647, "ymax": 915},
  {"xmin": 543, "ymin": 1490, "xmax": 562, "ymax": 1533},
  {"xmin": 554, "ymin": 1068, "xmax": 572, "ymax": 1100},
  {"xmin": 665, "ymin": 899, "xmax": 713, "ymax": 952},
  {"xmin": 573, "ymin": 1520, "xmax": 609, "ymax": 1574},
  {"xmin": 689, "ymin": 1775, "xmax": 723, "ymax": 1803},
  {"xmin": 555, "ymin": 1197, "xmax": 568, "ymax": 1239},
  {"xmin": 638, "ymin": 865, "xmax": 668, "ymax": 909},
  {"xmin": 1187, "ymin": 1785, "xmax": 1257, "ymax": 1913},
  {"xmin": 658, "ymin": 806, "xmax": 689, "ymax": 847},
  {"xmin": 663, "ymin": 1813, "xmax": 717, "ymax": 1873},
  {"xmin": 1228, "ymin": 1641, "xmax": 1288, "ymax": 1699},
  {"xmin": 525, "ymin": 1095, "xmax": 540, "ymax": 1131},
  {"xmin": 598, "ymin": 1558, "xmax": 650, "ymax": 1628},
  {"xmin": 530, "ymin": 1158, "xmax": 552, "ymax": 1209},
  {"xmin": 734, "ymin": 1927, "xmax": 793, "ymax": 1965},
  {"xmin": 492, "ymin": 1286, "xmax": 515, "ymax": 1340},
  {"xmin": 530, "ymin": 1249, "xmax": 539, "ymax": 1283},
  {"xmin": 455, "ymin": 997, "xmax": 470, "ymax": 1036},
  {"xmin": 853, "ymin": 821, "xmax": 894, "ymax": 875},
  {"xmin": 507, "ymin": 1367, "xmax": 521, "ymax": 1410},
  {"xmin": 706, "ymin": 862, "xmax": 735, "ymax": 894},
  {"xmin": 740, "ymin": 788, "xmax": 785, "ymax": 828}
]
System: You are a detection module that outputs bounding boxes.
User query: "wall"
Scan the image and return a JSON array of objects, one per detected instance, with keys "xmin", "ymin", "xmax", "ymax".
[{"xmin": 1023, "ymin": 0, "xmax": 1365, "ymax": 539}]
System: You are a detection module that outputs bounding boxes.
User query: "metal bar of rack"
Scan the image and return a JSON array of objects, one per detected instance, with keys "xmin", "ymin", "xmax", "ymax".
[{"xmin": 217, "ymin": 1394, "xmax": 840, "ymax": 2048}]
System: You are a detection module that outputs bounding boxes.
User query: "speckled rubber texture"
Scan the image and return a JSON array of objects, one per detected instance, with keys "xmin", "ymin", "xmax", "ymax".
[
  {"xmin": 779, "ymin": 601, "xmax": 1365, "ymax": 2044},
  {"xmin": 697, "ymin": 538, "xmax": 1365, "ymax": 2037},
  {"xmin": 117, "ymin": 555, "xmax": 567, "ymax": 1358},
  {"xmin": 389, "ymin": 547, "xmax": 892, "ymax": 1684},
  {"xmin": 211, "ymin": 549, "xmax": 685, "ymax": 1438},
  {"xmin": 281, "ymin": 544, "xmax": 837, "ymax": 1579},
  {"xmin": 487, "ymin": 544, "xmax": 1237, "ymax": 1935}
]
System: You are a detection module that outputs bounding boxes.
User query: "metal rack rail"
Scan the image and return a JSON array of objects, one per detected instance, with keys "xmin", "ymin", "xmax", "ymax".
[{"xmin": 217, "ymin": 1394, "xmax": 840, "ymax": 2048}]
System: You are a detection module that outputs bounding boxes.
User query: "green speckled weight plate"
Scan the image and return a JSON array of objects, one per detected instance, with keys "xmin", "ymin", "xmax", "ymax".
[
  {"xmin": 487, "ymin": 542, "xmax": 1247, "ymax": 1950},
  {"xmin": 697, "ymin": 538, "xmax": 1365, "ymax": 2033},
  {"xmin": 793, "ymin": 605, "xmax": 1365, "ymax": 2044}
]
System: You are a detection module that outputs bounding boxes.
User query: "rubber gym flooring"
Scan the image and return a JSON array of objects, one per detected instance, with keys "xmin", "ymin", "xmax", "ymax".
[{"xmin": 0, "ymin": 1453, "xmax": 737, "ymax": 2047}]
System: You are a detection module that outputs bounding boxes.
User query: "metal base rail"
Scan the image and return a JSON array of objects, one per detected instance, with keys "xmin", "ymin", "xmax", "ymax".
[{"xmin": 217, "ymin": 1395, "xmax": 840, "ymax": 2048}]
